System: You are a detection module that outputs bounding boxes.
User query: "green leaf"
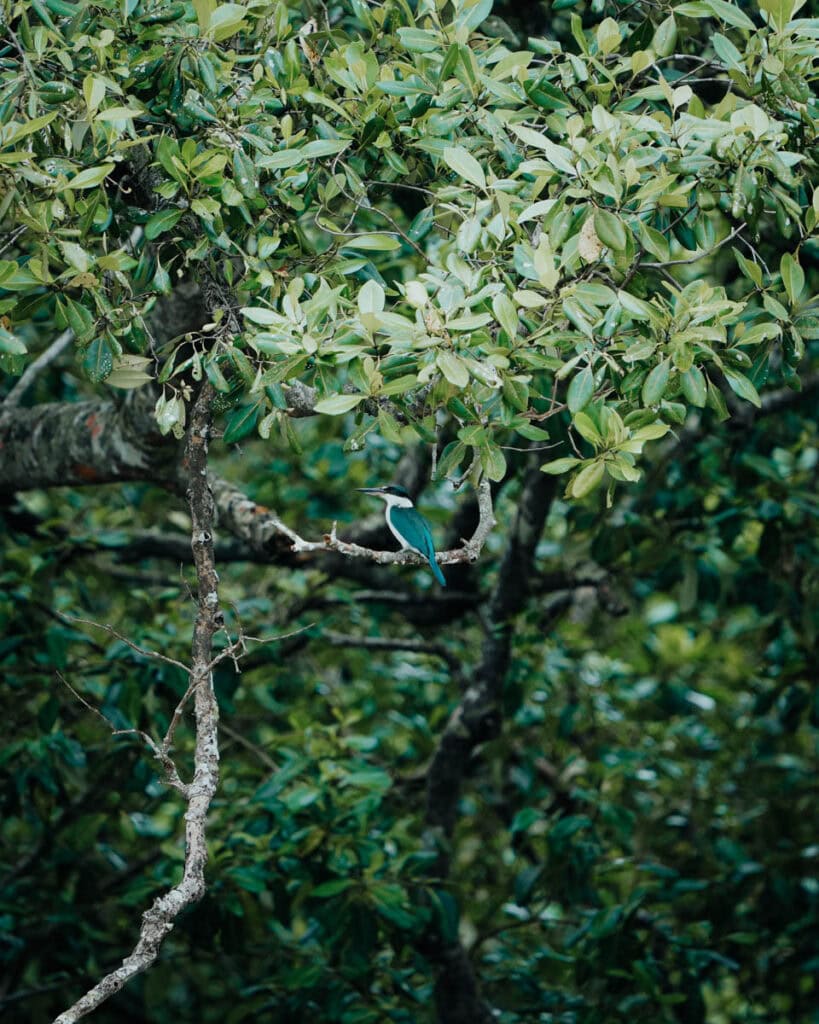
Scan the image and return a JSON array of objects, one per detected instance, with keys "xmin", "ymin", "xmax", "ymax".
[
  {"xmin": 652, "ymin": 15, "xmax": 677, "ymax": 57},
  {"xmin": 83, "ymin": 337, "xmax": 113, "ymax": 383},
  {"xmin": 358, "ymin": 280, "xmax": 385, "ymax": 316},
  {"xmin": 508, "ymin": 123, "xmax": 576, "ymax": 176},
  {"xmin": 0, "ymin": 326, "xmax": 27, "ymax": 355},
  {"xmin": 2, "ymin": 111, "xmax": 58, "ymax": 145},
  {"xmin": 481, "ymin": 444, "xmax": 507, "ymax": 482},
  {"xmin": 593, "ymin": 210, "xmax": 627, "ymax": 252},
  {"xmin": 733, "ymin": 249, "xmax": 763, "ymax": 288},
  {"xmin": 145, "ymin": 209, "xmax": 183, "ymax": 240},
  {"xmin": 96, "ymin": 107, "xmax": 143, "ymax": 122},
  {"xmin": 223, "ymin": 404, "xmax": 260, "ymax": 444},
  {"xmin": 311, "ymin": 879, "xmax": 356, "ymax": 899},
  {"xmin": 541, "ymin": 456, "xmax": 582, "ymax": 474},
  {"xmin": 258, "ymin": 149, "xmax": 307, "ymax": 170},
  {"xmin": 517, "ymin": 423, "xmax": 551, "ymax": 441},
  {"xmin": 106, "ymin": 355, "xmax": 153, "ymax": 389},
  {"xmin": 570, "ymin": 460, "xmax": 605, "ymax": 498},
  {"xmin": 706, "ymin": 377, "xmax": 730, "ymax": 421},
  {"xmin": 209, "ymin": 3, "xmax": 247, "ymax": 41},
  {"xmin": 596, "ymin": 17, "xmax": 621, "ymax": 54},
  {"xmin": 642, "ymin": 359, "xmax": 671, "ymax": 405},
  {"xmin": 573, "ymin": 411, "xmax": 603, "ymax": 446},
  {"xmin": 703, "ymin": 0, "xmax": 756, "ymax": 30},
  {"xmin": 636, "ymin": 221, "xmax": 669, "ymax": 261},
  {"xmin": 630, "ymin": 422, "xmax": 671, "ymax": 442},
  {"xmin": 712, "ymin": 33, "xmax": 744, "ymax": 72},
  {"xmin": 458, "ymin": 0, "xmax": 493, "ymax": 32},
  {"xmin": 242, "ymin": 306, "xmax": 280, "ymax": 325},
  {"xmin": 681, "ymin": 366, "xmax": 707, "ymax": 407},
  {"xmin": 437, "ymin": 350, "xmax": 470, "ymax": 388},
  {"xmin": 313, "ymin": 393, "xmax": 365, "ymax": 415},
  {"xmin": 492, "ymin": 293, "xmax": 518, "ymax": 339},
  {"xmin": 59, "ymin": 163, "xmax": 116, "ymax": 191},
  {"xmin": 780, "ymin": 253, "xmax": 804, "ymax": 306},
  {"xmin": 567, "ymin": 365, "xmax": 594, "ymax": 413},
  {"xmin": 397, "ymin": 27, "xmax": 443, "ymax": 52},
  {"xmin": 511, "ymin": 807, "xmax": 540, "ymax": 833},
  {"xmin": 301, "ymin": 139, "xmax": 352, "ymax": 159},
  {"xmin": 442, "ymin": 146, "xmax": 486, "ymax": 189},
  {"xmin": 345, "ymin": 234, "xmax": 401, "ymax": 251},
  {"xmin": 84, "ymin": 75, "xmax": 106, "ymax": 113},
  {"xmin": 759, "ymin": 0, "xmax": 794, "ymax": 30},
  {"xmin": 723, "ymin": 368, "xmax": 761, "ymax": 407}
]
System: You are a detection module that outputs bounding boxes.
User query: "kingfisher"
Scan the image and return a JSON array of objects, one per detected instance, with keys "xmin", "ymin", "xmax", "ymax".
[{"xmin": 357, "ymin": 485, "xmax": 446, "ymax": 587}]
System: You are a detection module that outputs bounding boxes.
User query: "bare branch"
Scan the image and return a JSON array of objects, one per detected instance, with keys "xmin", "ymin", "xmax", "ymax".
[
  {"xmin": 642, "ymin": 222, "xmax": 746, "ymax": 268},
  {"xmin": 322, "ymin": 630, "xmax": 461, "ymax": 676},
  {"xmin": 209, "ymin": 474, "xmax": 496, "ymax": 571},
  {"xmin": 52, "ymin": 384, "xmax": 222, "ymax": 1024},
  {"xmin": 4, "ymin": 330, "xmax": 74, "ymax": 408},
  {"xmin": 55, "ymin": 672, "xmax": 188, "ymax": 795}
]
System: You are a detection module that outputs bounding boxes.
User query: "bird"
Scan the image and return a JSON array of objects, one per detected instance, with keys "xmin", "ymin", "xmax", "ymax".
[{"xmin": 357, "ymin": 485, "xmax": 446, "ymax": 587}]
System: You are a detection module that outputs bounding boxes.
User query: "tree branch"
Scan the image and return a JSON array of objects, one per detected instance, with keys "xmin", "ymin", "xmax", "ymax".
[
  {"xmin": 209, "ymin": 474, "xmax": 496, "ymax": 571},
  {"xmin": 52, "ymin": 384, "xmax": 221, "ymax": 1023},
  {"xmin": 418, "ymin": 450, "xmax": 558, "ymax": 1024},
  {"xmin": 0, "ymin": 387, "xmax": 174, "ymax": 492},
  {"xmin": 426, "ymin": 463, "xmax": 556, "ymax": 840},
  {"xmin": 321, "ymin": 630, "xmax": 462, "ymax": 676},
  {"xmin": 4, "ymin": 329, "xmax": 74, "ymax": 408}
]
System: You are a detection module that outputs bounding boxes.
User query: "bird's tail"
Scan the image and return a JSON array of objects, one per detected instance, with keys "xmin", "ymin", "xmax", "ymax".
[{"xmin": 429, "ymin": 557, "xmax": 446, "ymax": 587}]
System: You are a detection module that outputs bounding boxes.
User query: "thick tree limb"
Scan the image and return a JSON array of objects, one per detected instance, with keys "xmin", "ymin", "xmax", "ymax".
[
  {"xmin": 426, "ymin": 464, "xmax": 556, "ymax": 839},
  {"xmin": 0, "ymin": 387, "xmax": 173, "ymax": 491},
  {"xmin": 419, "ymin": 451, "xmax": 557, "ymax": 1024},
  {"xmin": 52, "ymin": 385, "xmax": 221, "ymax": 1023}
]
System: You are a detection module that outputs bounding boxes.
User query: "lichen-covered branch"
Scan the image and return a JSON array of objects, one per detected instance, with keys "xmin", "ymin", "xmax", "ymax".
[
  {"xmin": 52, "ymin": 384, "xmax": 221, "ymax": 1024},
  {"xmin": 209, "ymin": 474, "xmax": 495, "ymax": 570},
  {"xmin": 0, "ymin": 387, "xmax": 172, "ymax": 492}
]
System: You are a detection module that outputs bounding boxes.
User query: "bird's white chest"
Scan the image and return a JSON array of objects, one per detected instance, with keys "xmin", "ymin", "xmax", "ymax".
[{"xmin": 382, "ymin": 496, "xmax": 415, "ymax": 551}]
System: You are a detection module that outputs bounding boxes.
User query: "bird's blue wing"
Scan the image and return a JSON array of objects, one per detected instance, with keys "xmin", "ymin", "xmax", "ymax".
[{"xmin": 391, "ymin": 506, "xmax": 446, "ymax": 586}]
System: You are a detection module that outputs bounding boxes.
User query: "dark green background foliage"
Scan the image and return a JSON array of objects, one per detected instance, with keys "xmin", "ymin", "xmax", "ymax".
[{"xmin": 1, "ymin": 0, "xmax": 818, "ymax": 1021}]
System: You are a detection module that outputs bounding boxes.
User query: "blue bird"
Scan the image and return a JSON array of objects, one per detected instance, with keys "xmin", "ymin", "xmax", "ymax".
[{"xmin": 357, "ymin": 485, "xmax": 446, "ymax": 587}]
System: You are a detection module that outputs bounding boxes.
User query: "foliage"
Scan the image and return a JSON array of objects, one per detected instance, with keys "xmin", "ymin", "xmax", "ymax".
[
  {"xmin": 1, "ymin": 0, "xmax": 818, "ymax": 1022},
  {"xmin": 1, "ymin": 0, "xmax": 817, "ymax": 492}
]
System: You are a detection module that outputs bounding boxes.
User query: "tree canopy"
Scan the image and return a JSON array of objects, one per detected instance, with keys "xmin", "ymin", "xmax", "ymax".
[{"xmin": 1, "ymin": 0, "xmax": 818, "ymax": 1022}]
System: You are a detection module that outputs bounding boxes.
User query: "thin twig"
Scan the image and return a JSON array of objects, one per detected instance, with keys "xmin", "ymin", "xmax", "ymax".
[
  {"xmin": 55, "ymin": 672, "xmax": 188, "ymax": 795},
  {"xmin": 61, "ymin": 613, "xmax": 190, "ymax": 675},
  {"xmin": 642, "ymin": 222, "xmax": 746, "ymax": 268}
]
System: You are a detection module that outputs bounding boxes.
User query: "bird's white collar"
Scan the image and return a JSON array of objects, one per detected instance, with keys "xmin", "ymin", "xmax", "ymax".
[{"xmin": 377, "ymin": 492, "xmax": 413, "ymax": 509}]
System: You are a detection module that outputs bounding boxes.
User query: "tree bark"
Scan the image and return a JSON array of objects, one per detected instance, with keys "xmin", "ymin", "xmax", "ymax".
[{"xmin": 52, "ymin": 384, "xmax": 221, "ymax": 1023}]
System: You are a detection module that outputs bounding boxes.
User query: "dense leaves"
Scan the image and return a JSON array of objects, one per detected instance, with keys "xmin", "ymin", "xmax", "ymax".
[{"xmin": 1, "ymin": 0, "xmax": 818, "ymax": 1023}]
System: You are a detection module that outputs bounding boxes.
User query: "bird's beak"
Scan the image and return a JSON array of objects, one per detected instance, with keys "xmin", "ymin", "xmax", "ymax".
[{"xmin": 356, "ymin": 487, "xmax": 383, "ymax": 495}]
